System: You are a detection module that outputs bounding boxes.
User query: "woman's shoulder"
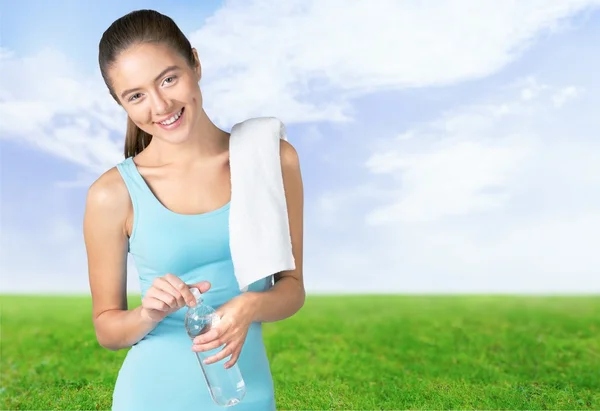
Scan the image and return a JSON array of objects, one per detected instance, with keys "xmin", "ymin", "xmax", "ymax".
[
  {"xmin": 231, "ymin": 116, "xmax": 300, "ymax": 168},
  {"xmin": 85, "ymin": 166, "xmax": 131, "ymax": 217},
  {"xmin": 279, "ymin": 139, "xmax": 300, "ymax": 171}
]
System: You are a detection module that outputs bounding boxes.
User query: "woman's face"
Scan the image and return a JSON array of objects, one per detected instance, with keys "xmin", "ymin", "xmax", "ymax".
[{"xmin": 109, "ymin": 42, "xmax": 202, "ymax": 144}]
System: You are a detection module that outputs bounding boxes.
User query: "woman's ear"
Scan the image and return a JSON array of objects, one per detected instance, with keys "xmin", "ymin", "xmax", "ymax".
[{"xmin": 192, "ymin": 48, "xmax": 202, "ymax": 81}]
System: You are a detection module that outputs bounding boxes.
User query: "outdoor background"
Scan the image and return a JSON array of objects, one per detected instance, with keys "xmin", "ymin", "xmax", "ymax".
[{"xmin": 1, "ymin": 1, "xmax": 599, "ymax": 410}]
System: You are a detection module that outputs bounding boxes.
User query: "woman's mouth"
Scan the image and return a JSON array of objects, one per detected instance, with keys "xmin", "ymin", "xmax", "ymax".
[{"xmin": 155, "ymin": 107, "xmax": 185, "ymax": 130}]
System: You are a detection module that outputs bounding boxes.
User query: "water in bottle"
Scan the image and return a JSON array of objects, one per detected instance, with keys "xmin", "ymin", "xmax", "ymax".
[{"xmin": 184, "ymin": 288, "xmax": 246, "ymax": 407}]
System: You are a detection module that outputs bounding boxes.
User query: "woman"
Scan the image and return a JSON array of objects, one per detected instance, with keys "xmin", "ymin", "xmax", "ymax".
[{"xmin": 83, "ymin": 9, "xmax": 305, "ymax": 411}]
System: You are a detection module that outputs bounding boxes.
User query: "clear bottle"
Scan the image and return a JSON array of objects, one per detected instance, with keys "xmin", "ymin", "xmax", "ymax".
[{"xmin": 184, "ymin": 288, "xmax": 246, "ymax": 407}]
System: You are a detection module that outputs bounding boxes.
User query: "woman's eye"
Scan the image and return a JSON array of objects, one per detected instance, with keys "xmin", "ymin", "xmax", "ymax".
[
  {"xmin": 129, "ymin": 93, "xmax": 142, "ymax": 102},
  {"xmin": 163, "ymin": 76, "xmax": 177, "ymax": 85}
]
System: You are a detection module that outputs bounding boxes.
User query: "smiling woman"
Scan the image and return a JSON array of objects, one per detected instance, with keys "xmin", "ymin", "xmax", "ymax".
[
  {"xmin": 100, "ymin": 29, "xmax": 208, "ymax": 158},
  {"xmin": 84, "ymin": 8, "xmax": 305, "ymax": 411}
]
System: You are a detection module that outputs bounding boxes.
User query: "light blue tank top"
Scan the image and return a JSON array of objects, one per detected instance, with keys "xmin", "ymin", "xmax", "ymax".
[{"xmin": 111, "ymin": 157, "xmax": 276, "ymax": 411}]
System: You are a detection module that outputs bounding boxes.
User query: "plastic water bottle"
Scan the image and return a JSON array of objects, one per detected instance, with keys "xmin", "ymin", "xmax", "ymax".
[{"xmin": 184, "ymin": 288, "xmax": 246, "ymax": 407}]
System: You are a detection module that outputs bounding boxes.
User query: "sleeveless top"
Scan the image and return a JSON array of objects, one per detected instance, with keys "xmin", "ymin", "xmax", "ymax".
[{"xmin": 110, "ymin": 156, "xmax": 276, "ymax": 411}]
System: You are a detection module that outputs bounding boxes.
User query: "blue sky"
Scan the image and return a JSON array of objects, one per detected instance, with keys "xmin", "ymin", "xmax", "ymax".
[{"xmin": 1, "ymin": 0, "xmax": 599, "ymax": 294}]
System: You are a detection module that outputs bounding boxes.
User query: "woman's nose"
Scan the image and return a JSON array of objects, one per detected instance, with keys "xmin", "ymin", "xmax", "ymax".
[{"xmin": 151, "ymin": 92, "xmax": 171, "ymax": 115}]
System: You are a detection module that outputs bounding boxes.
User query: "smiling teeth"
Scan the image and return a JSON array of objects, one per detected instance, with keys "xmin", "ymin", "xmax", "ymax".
[{"xmin": 160, "ymin": 109, "xmax": 182, "ymax": 125}]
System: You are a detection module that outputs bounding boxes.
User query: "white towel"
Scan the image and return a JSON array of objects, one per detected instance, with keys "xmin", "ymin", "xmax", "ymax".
[{"xmin": 228, "ymin": 117, "xmax": 296, "ymax": 291}]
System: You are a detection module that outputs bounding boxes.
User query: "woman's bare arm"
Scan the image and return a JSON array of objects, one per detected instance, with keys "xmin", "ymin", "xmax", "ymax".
[
  {"xmin": 244, "ymin": 139, "xmax": 306, "ymax": 322},
  {"xmin": 83, "ymin": 168, "xmax": 157, "ymax": 350}
]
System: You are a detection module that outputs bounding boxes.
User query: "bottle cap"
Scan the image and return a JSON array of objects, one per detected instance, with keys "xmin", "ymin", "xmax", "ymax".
[{"xmin": 190, "ymin": 287, "xmax": 202, "ymax": 302}]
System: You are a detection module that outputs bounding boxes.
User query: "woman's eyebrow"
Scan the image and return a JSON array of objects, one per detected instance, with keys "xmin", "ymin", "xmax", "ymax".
[{"xmin": 120, "ymin": 65, "xmax": 182, "ymax": 99}]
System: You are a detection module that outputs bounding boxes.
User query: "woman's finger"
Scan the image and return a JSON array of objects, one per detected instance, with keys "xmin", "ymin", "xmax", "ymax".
[
  {"xmin": 202, "ymin": 343, "xmax": 236, "ymax": 365},
  {"xmin": 143, "ymin": 297, "xmax": 170, "ymax": 312},
  {"xmin": 193, "ymin": 319, "xmax": 230, "ymax": 345},
  {"xmin": 192, "ymin": 329, "xmax": 232, "ymax": 353},
  {"xmin": 146, "ymin": 288, "xmax": 178, "ymax": 309},
  {"xmin": 224, "ymin": 351, "xmax": 240, "ymax": 369},
  {"xmin": 153, "ymin": 277, "xmax": 186, "ymax": 307},
  {"xmin": 187, "ymin": 280, "xmax": 211, "ymax": 295},
  {"xmin": 164, "ymin": 273, "xmax": 198, "ymax": 306}
]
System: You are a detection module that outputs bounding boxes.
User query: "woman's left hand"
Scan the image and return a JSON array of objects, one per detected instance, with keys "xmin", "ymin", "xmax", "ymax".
[{"xmin": 191, "ymin": 293, "xmax": 257, "ymax": 368}]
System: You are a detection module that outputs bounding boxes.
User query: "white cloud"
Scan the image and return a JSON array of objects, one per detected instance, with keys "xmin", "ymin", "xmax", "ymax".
[
  {"xmin": 2, "ymin": 1, "xmax": 599, "ymax": 169},
  {"xmin": 192, "ymin": 0, "xmax": 600, "ymax": 125},
  {"xmin": 552, "ymin": 85, "xmax": 582, "ymax": 107},
  {"xmin": 0, "ymin": 214, "xmax": 141, "ymax": 294},
  {"xmin": 308, "ymin": 75, "xmax": 600, "ymax": 293},
  {"xmin": 366, "ymin": 138, "xmax": 534, "ymax": 224},
  {"xmin": 0, "ymin": 48, "xmax": 125, "ymax": 175},
  {"xmin": 364, "ymin": 113, "xmax": 538, "ymax": 223},
  {"xmin": 307, "ymin": 209, "xmax": 600, "ymax": 294},
  {"xmin": 2, "ymin": 2, "xmax": 600, "ymax": 294},
  {"xmin": 519, "ymin": 76, "xmax": 551, "ymax": 101},
  {"xmin": 364, "ymin": 77, "xmax": 597, "ymax": 225}
]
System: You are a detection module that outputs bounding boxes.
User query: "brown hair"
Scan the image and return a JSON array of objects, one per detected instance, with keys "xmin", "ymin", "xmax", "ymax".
[{"xmin": 98, "ymin": 9, "xmax": 197, "ymax": 158}]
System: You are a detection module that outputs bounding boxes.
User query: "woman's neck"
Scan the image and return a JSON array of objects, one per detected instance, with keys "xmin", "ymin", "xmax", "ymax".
[{"xmin": 140, "ymin": 118, "xmax": 230, "ymax": 166}]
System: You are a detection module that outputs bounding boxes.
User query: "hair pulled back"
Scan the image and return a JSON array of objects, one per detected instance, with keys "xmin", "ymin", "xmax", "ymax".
[{"xmin": 98, "ymin": 9, "xmax": 196, "ymax": 158}]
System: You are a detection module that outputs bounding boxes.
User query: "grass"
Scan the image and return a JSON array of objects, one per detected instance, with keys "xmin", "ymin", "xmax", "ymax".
[{"xmin": 1, "ymin": 294, "xmax": 599, "ymax": 410}]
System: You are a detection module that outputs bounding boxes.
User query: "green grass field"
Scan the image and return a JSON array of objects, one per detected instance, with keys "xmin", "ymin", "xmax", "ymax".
[{"xmin": 1, "ymin": 294, "xmax": 599, "ymax": 410}]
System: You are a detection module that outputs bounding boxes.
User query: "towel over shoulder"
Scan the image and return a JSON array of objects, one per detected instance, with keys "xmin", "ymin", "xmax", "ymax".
[{"xmin": 228, "ymin": 117, "xmax": 296, "ymax": 291}]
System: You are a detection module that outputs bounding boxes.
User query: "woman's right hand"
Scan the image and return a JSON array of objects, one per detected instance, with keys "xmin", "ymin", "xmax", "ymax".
[{"xmin": 140, "ymin": 274, "xmax": 211, "ymax": 323}]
